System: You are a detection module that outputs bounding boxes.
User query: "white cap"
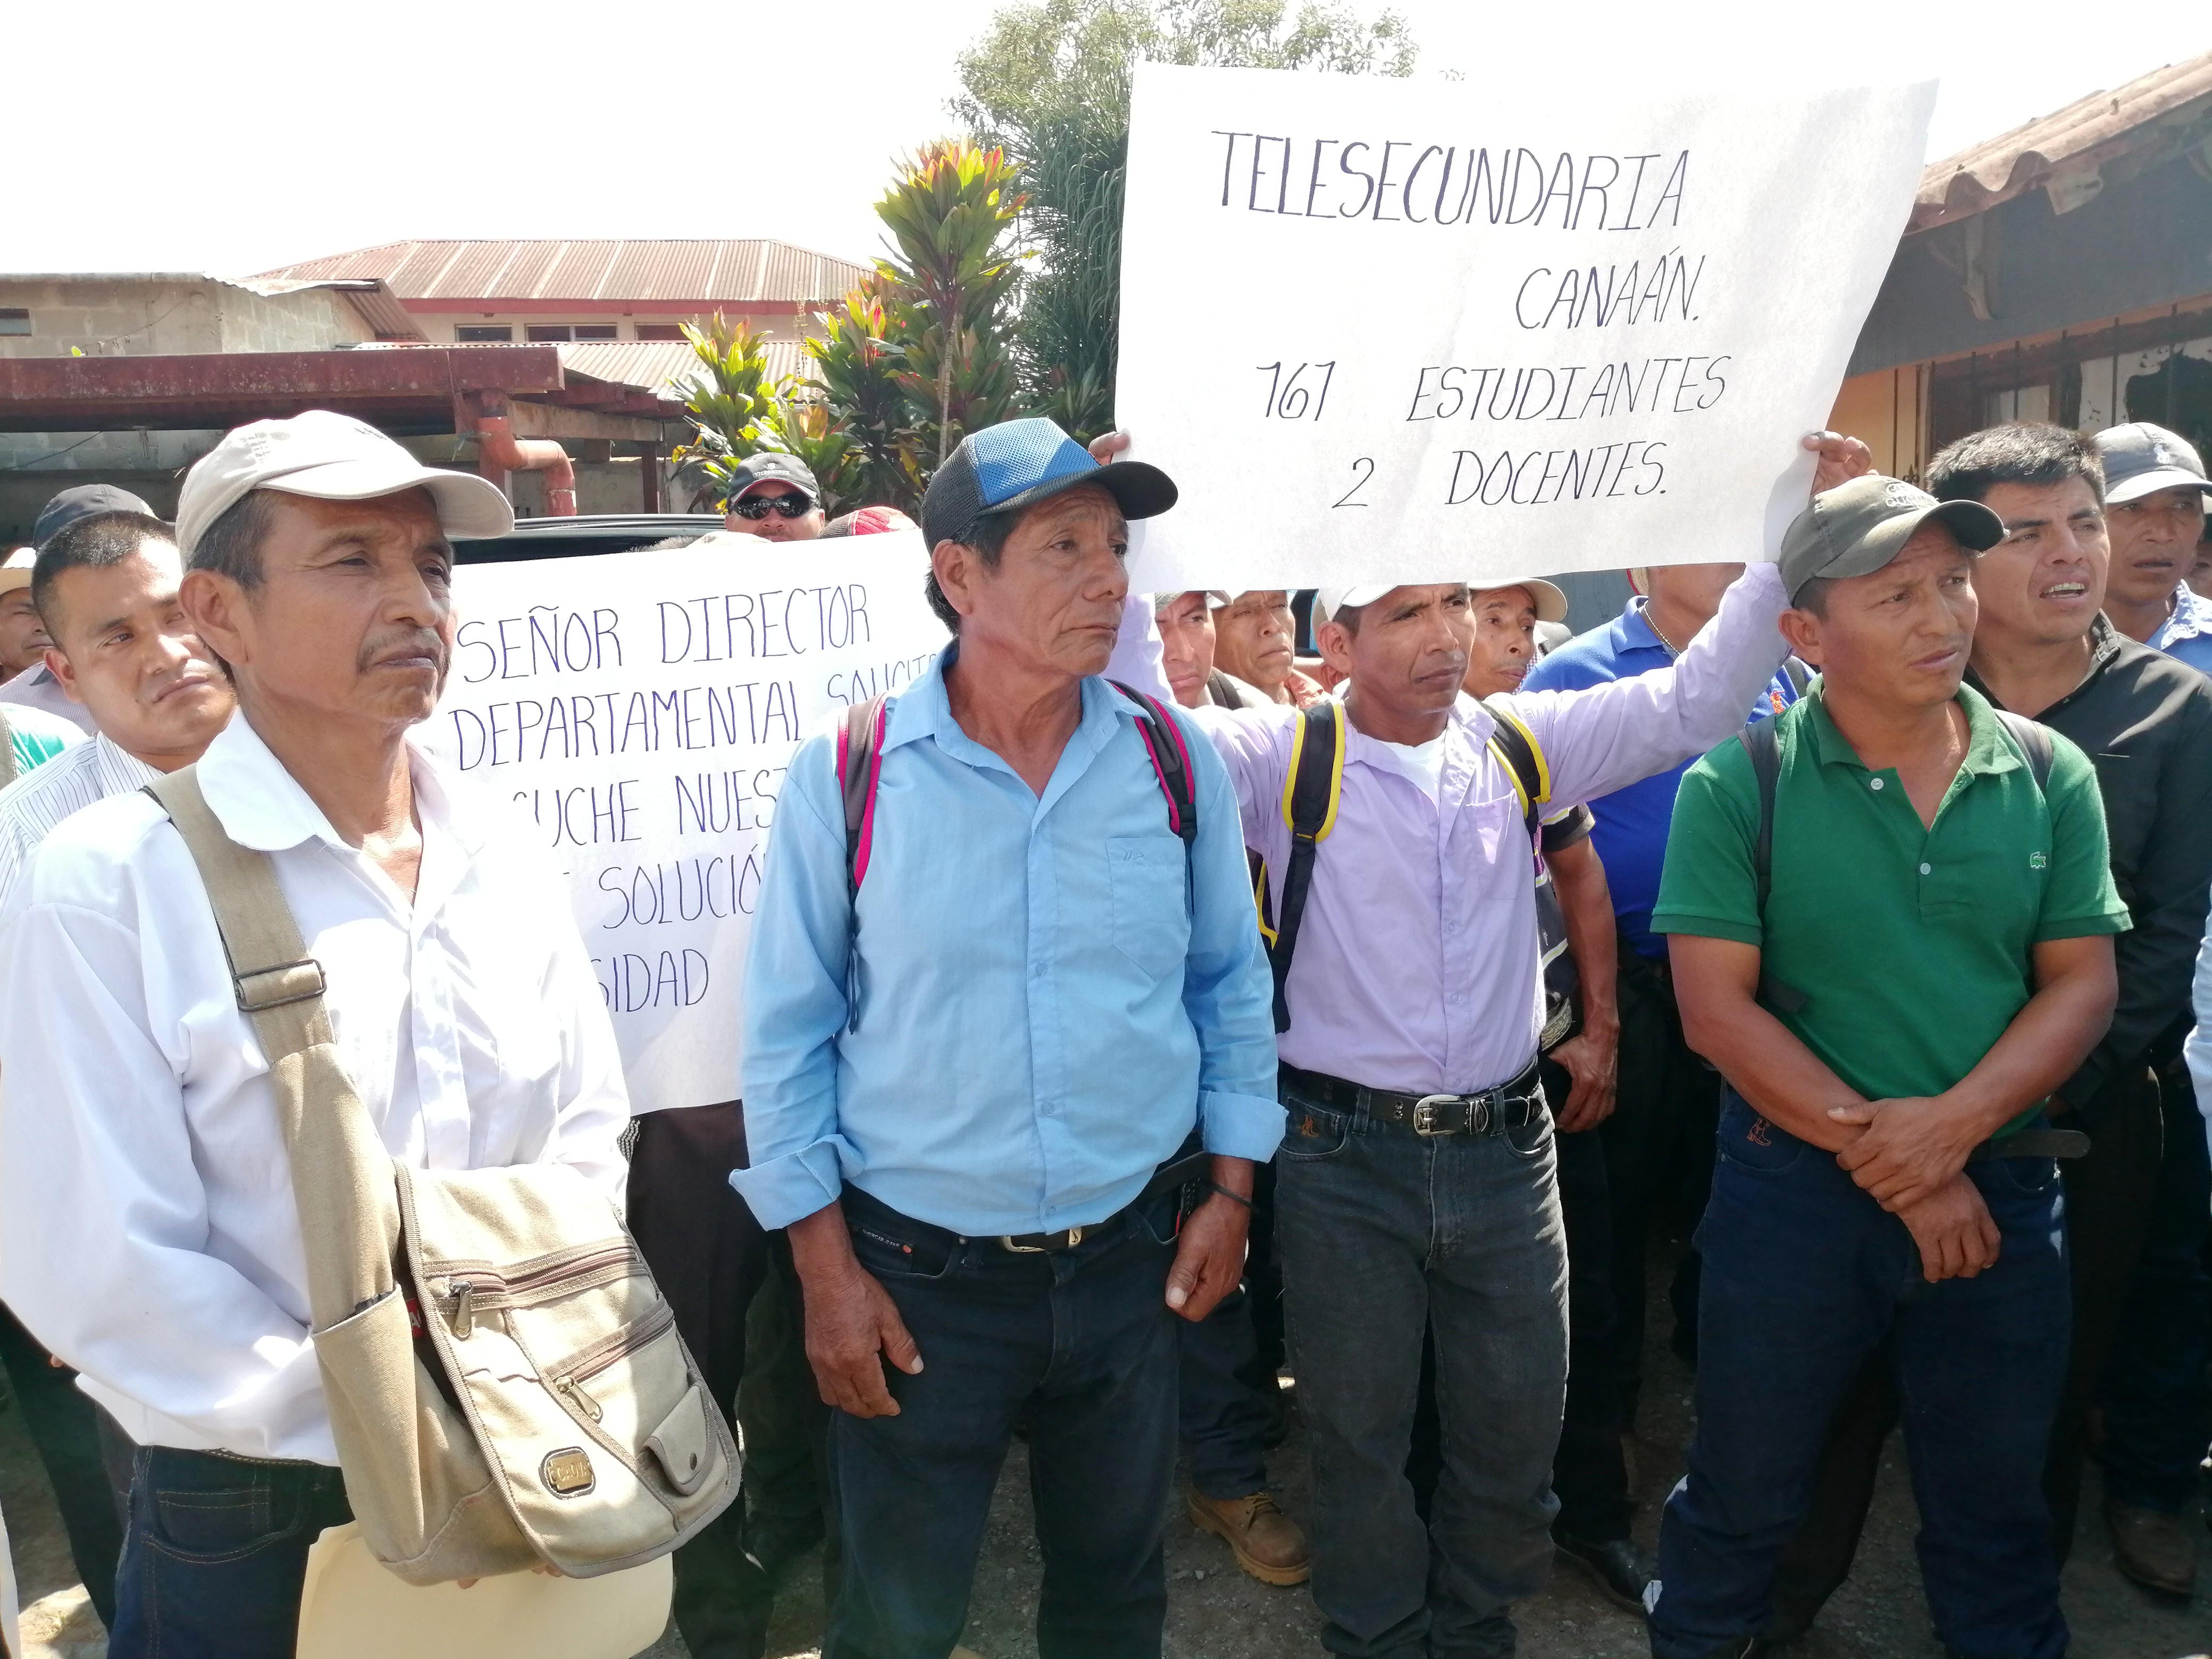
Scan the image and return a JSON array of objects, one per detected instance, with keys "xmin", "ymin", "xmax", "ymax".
[
  {"xmin": 1312, "ymin": 585, "xmax": 1395, "ymax": 627},
  {"xmin": 1468, "ymin": 575, "xmax": 1570, "ymax": 624},
  {"xmin": 175, "ymin": 409, "xmax": 514, "ymax": 560},
  {"xmin": 0, "ymin": 547, "xmax": 35, "ymax": 595}
]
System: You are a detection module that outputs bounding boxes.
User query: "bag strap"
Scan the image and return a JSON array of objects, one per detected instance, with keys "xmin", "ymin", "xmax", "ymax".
[
  {"xmin": 141, "ymin": 767, "xmax": 400, "ymax": 1331},
  {"xmin": 1992, "ymin": 709, "xmax": 2054, "ymax": 791},
  {"xmin": 835, "ymin": 697, "xmax": 890, "ymax": 899},
  {"xmin": 1109, "ymin": 681, "xmax": 1199, "ymax": 862},
  {"xmin": 1479, "ymin": 696, "xmax": 1551, "ymax": 848},
  {"xmin": 1738, "ymin": 717, "xmax": 1809, "ymax": 1015},
  {"xmin": 1265, "ymin": 701, "xmax": 1344, "ymax": 1034},
  {"xmin": 0, "ymin": 709, "xmax": 17, "ymax": 790},
  {"xmin": 1782, "ymin": 657, "xmax": 1813, "ymax": 698}
]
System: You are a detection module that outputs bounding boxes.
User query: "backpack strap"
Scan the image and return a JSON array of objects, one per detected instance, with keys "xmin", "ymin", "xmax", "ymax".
[
  {"xmin": 1738, "ymin": 717, "xmax": 1809, "ymax": 1014},
  {"xmin": 141, "ymin": 767, "xmax": 399, "ymax": 1331},
  {"xmin": 1992, "ymin": 709, "xmax": 2054, "ymax": 790},
  {"xmin": 1266, "ymin": 701, "xmax": 1345, "ymax": 1033},
  {"xmin": 1781, "ymin": 657, "xmax": 1812, "ymax": 698},
  {"xmin": 835, "ymin": 697, "xmax": 890, "ymax": 899},
  {"xmin": 1109, "ymin": 681, "xmax": 1199, "ymax": 863},
  {"xmin": 1479, "ymin": 697, "xmax": 1551, "ymax": 848}
]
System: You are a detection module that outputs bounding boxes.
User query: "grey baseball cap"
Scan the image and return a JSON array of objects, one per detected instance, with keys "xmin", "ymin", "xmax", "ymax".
[
  {"xmin": 2094, "ymin": 423, "xmax": 2210, "ymax": 506},
  {"xmin": 726, "ymin": 451, "xmax": 820, "ymax": 505},
  {"xmin": 1778, "ymin": 475, "xmax": 2005, "ymax": 605}
]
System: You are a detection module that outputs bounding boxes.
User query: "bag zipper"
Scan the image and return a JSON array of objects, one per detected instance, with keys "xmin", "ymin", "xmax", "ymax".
[
  {"xmin": 432, "ymin": 1241, "xmax": 642, "ymax": 1334},
  {"xmin": 552, "ymin": 1303, "xmax": 677, "ymax": 1423}
]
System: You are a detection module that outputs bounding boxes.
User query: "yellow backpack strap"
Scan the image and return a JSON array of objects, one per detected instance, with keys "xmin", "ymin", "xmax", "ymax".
[
  {"xmin": 1480, "ymin": 696, "xmax": 1550, "ymax": 843},
  {"xmin": 1266, "ymin": 702, "xmax": 1345, "ymax": 1033}
]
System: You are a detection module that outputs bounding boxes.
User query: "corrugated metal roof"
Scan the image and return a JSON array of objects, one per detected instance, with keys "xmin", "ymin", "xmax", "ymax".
[
  {"xmin": 1913, "ymin": 47, "xmax": 2212, "ymax": 231},
  {"xmin": 556, "ymin": 338, "xmax": 816, "ymax": 401},
  {"xmin": 218, "ymin": 275, "xmax": 424, "ymax": 341},
  {"xmin": 253, "ymin": 240, "xmax": 871, "ymax": 306}
]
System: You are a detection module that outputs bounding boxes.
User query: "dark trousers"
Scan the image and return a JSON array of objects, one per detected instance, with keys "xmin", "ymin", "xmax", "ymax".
[
  {"xmin": 0, "ymin": 1303, "xmax": 129, "ymax": 1627},
  {"xmin": 1649, "ymin": 1092, "xmax": 2069, "ymax": 1659},
  {"xmin": 1605, "ymin": 944, "xmax": 1721, "ymax": 1420},
  {"xmin": 2101, "ymin": 1060, "xmax": 2212, "ymax": 1513},
  {"xmin": 1771, "ymin": 1064, "xmax": 2161, "ymax": 1626},
  {"xmin": 627, "ymin": 1102, "xmax": 777, "ymax": 1659},
  {"xmin": 826, "ymin": 1185, "xmax": 1183, "ymax": 1659},
  {"xmin": 1179, "ymin": 1162, "xmax": 1278, "ymax": 1501},
  {"xmin": 738, "ymin": 1231, "xmax": 833, "ymax": 1535},
  {"xmin": 1278, "ymin": 1070, "xmax": 1567, "ymax": 1659},
  {"xmin": 108, "ymin": 1446, "xmax": 352, "ymax": 1659}
]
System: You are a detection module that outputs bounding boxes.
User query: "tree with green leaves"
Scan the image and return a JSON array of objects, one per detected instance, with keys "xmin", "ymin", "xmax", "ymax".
[{"xmin": 956, "ymin": 1, "xmax": 1417, "ymax": 440}]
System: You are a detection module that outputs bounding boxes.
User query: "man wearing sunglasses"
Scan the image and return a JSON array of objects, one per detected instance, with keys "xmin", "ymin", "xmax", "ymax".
[{"xmin": 723, "ymin": 453, "xmax": 827, "ymax": 543}]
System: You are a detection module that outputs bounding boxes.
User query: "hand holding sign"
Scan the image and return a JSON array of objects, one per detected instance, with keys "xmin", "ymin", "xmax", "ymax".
[{"xmin": 1113, "ymin": 64, "xmax": 1932, "ymax": 593}]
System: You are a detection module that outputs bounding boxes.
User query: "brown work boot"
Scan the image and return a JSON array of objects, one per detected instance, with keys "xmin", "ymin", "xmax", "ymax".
[
  {"xmin": 1187, "ymin": 1488, "xmax": 1311, "ymax": 1586},
  {"xmin": 2106, "ymin": 1498, "xmax": 2197, "ymax": 1596}
]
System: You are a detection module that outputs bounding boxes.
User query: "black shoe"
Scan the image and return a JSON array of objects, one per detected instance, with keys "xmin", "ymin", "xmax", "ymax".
[
  {"xmin": 1552, "ymin": 1529, "xmax": 1652, "ymax": 1614},
  {"xmin": 746, "ymin": 1505, "xmax": 826, "ymax": 1585}
]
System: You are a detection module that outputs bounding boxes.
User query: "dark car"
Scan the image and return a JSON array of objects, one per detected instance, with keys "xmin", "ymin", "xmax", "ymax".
[{"xmin": 451, "ymin": 514, "xmax": 723, "ymax": 565}]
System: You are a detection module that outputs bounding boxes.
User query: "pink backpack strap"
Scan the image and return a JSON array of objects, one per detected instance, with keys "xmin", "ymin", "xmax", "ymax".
[
  {"xmin": 836, "ymin": 697, "xmax": 890, "ymax": 898},
  {"xmin": 1108, "ymin": 681, "xmax": 1198, "ymax": 857}
]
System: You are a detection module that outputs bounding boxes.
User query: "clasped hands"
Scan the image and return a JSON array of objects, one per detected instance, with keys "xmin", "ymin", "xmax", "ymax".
[{"xmin": 1825, "ymin": 1095, "xmax": 1999, "ymax": 1283}]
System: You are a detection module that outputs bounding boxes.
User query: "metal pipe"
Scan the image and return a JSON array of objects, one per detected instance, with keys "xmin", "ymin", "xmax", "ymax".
[{"xmin": 475, "ymin": 414, "xmax": 576, "ymax": 516}]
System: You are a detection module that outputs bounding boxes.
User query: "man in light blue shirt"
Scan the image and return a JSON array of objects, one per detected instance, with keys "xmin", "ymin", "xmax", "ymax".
[
  {"xmin": 2094, "ymin": 423, "xmax": 2212, "ymax": 673},
  {"xmin": 736, "ymin": 418, "xmax": 1278, "ymax": 1658}
]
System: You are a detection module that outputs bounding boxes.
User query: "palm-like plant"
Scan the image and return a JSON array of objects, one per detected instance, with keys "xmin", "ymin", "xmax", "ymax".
[{"xmin": 806, "ymin": 278, "xmax": 917, "ymax": 513}]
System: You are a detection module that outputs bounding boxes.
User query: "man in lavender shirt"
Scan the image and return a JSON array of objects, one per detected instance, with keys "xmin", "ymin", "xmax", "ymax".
[{"xmin": 1107, "ymin": 432, "xmax": 1871, "ymax": 1658}]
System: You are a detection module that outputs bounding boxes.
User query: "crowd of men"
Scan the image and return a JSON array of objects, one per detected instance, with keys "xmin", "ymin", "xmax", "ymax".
[{"xmin": 0, "ymin": 401, "xmax": 2204, "ymax": 1659}]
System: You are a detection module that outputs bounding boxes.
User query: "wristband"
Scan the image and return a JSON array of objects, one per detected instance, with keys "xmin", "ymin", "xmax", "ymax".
[{"xmin": 1205, "ymin": 1182, "xmax": 1254, "ymax": 1210}]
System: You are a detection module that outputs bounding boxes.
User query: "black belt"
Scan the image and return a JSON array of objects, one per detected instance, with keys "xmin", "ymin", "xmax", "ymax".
[
  {"xmin": 1966, "ymin": 1128, "xmax": 2089, "ymax": 1163},
  {"xmin": 1281, "ymin": 1060, "xmax": 1546, "ymax": 1138},
  {"xmin": 844, "ymin": 1141, "xmax": 1212, "ymax": 1258}
]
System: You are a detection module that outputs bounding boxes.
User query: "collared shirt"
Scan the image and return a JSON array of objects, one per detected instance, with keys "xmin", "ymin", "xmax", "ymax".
[
  {"xmin": 1522, "ymin": 596, "xmax": 1804, "ymax": 957},
  {"xmin": 0, "ymin": 663, "xmax": 97, "ymax": 735},
  {"xmin": 1968, "ymin": 616, "xmax": 2212, "ymax": 1107},
  {"xmin": 0, "ymin": 717, "xmax": 630, "ymax": 1463},
  {"xmin": 1177, "ymin": 564, "xmax": 1793, "ymax": 1096},
  {"xmin": 2147, "ymin": 583, "xmax": 2212, "ymax": 675},
  {"xmin": 0, "ymin": 731, "xmax": 161, "ymax": 904},
  {"xmin": 1655, "ymin": 684, "xmax": 2129, "ymax": 1114},
  {"xmin": 735, "ymin": 647, "xmax": 1280, "ymax": 1239}
]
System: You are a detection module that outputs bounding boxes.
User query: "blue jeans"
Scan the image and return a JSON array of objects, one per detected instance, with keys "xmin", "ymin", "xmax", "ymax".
[
  {"xmin": 1177, "ymin": 1281, "xmax": 1274, "ymax": 1499},
  {"xmin": 110, "ymin": 1445, "xmax": 354, "ymax": 1659},
  {"xmin": 826, "ymin": 1185, "xmax": 1182, "ymax": 1659},
  {"xmin": 1276, "ymin": 1070, "xmax": 1568, "ymax": 1659},
  {"xmin": 1649, "ymin": 1091, "xmax": 2069, "ymax": 1659}
]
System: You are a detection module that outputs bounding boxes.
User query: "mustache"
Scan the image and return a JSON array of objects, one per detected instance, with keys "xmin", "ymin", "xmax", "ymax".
[{"xmin": 358, "ymin": 627, "xmax": 450, "ymax": 675}]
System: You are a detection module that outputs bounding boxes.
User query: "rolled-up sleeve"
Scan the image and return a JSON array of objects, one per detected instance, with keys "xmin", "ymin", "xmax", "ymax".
[
  {"xmin": 733, "ymin": 734, "xmax": 858, "ymax": 1228},
  {"xmin": 2186, "ymin": 891, "xmax": 2212, "ymax": 1160},
  {"xmin": 1508, "ymin": 562, "xmax": 1789, "ymax": 807},
  {"xmin": 1174, "ymin": 711, "xmax": 1284, "ymax": 1159}
]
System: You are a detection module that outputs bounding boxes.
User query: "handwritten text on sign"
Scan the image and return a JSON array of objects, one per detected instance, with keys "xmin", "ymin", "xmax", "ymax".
[
  {"xmin": 1113, "ymin": 65, "xmax": 1934, "ymax": 590},
  {"xmin": 428, "ymin": 532, "xmax": 944, "ymax": 1113}
]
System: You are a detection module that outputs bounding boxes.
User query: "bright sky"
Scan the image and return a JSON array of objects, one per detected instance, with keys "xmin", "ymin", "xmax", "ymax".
[{"xmin": 9, "ymin": 1, "xmax": 2206, "ymax": 276}]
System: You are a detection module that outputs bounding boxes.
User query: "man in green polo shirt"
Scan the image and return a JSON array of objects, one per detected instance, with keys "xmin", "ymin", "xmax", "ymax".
[{"xmin": 1644, "ymin": 474, "xmax": 2128, "ymax": 1659}]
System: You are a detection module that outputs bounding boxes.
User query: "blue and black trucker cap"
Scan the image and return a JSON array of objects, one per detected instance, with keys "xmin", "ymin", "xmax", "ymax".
[{"xmin": 921, "ymin": 418, "xmax": 1178, "ymax": 550}]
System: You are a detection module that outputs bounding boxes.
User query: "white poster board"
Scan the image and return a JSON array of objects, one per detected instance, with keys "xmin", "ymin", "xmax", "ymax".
[
  {"xmin": 429, "ymin": 532, "xmax": 944, "ymax": 1114},
  {"xmin": 1115, "ymin": 64, "xmax": 1936, "ymax": 590}
]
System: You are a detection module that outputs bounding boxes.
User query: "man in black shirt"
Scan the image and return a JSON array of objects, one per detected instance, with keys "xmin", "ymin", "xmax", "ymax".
[{"xmin": 1769, "ymin": 424, "xmax": 2212, "ymax": 1630}]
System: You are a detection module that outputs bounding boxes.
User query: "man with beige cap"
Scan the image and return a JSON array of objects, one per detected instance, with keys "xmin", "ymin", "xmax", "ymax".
[{"xmin": 0, "ymin": 410, "xmax": 630, "ymax": 1658}]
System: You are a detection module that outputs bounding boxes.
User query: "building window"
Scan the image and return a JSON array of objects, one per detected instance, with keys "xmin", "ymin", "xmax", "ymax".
[
  {"xmin": 573, "ymin": 324, "xmax": 618, "ymax": 342},
  {"xmin": 526, "ymin": 324, "xmax": 573, "ymax": 342},
  {"xmin": 0, "ymin": 309, "xmax": 29, "ymax": 337},
  {"xmin": 457, "ymin": 325, "xmax": 513, "ymax": 342},
  {"xmin": 634, "ymin": 323, "xmax": 685, "ymax": 341}
]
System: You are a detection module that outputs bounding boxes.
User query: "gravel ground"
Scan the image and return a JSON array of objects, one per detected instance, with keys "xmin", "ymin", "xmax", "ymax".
[{"xmin": 7, "ymin": 1244, "xmax": 2210, "ymax": 1658}]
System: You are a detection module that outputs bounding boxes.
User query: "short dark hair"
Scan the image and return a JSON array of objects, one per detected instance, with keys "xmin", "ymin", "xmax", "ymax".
[
  {"xmin": 1793, "ymin": 575, "xmax": 1837, "ymax": 617},
  {"xmin": 189, "ymin": 489, "xmax": 276, "ymax": 590},
  {"xmin": 924, "ymin": 508, "xmax": 1013, "ymax": 633},
  {"xmin": 33, "ymin": 509, "xmax": 176, "ymax": 627},
  {"xmin": 1924, "ymin": 423, "xmax": 2104, "ymax": 508}
]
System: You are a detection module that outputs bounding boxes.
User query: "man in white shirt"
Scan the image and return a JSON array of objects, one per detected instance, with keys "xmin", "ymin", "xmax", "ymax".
[
  {"xmin": 0, "ymin": 411, "xmax": 630, "ymax": 1659},
  {"xmin": 0, "ymin": 507, "xmax": 233, "ymax": 1635},
  {"xmin": 0, "ymin": 485, "xmax": 158, "ymax": 735}
]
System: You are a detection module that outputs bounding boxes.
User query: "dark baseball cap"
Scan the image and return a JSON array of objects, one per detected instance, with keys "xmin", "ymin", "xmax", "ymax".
[
  {"xmin": 2094, "ymin": 422, "xmax": 2210, "ymax": 506},
  {"xmin": 726, "ymin": 451, "xmax": 819, "ymax": 505},
  {"xmin": 921, "ymin": 417, "xmax": 1176, "ymax": 550},
  {"xmin": 34, "ymin": 483, "xmax": 154, "ymax": 549},
  {"xmin": 1778, "ymin": 474, "xmax": 2005, "ymax": 605}
]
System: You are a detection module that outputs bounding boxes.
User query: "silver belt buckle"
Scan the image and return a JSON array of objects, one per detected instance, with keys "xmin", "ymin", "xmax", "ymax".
[
  {"xmin": 1001, "ymin": 1226, "xmax": 1083, "ymax": 1254},
  {"xmin": 1412, "ymin": 1095, "xmax": 1457, "ymax": 1136}
]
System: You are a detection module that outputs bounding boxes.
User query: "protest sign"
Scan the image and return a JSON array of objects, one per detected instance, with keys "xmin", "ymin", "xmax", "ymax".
[
  {"xmin": 428, "ymin": 531, "xmax": 944, "ymax": 1113},
  {"xmin": 1115, "ymin": 64, "xmax": 1935, "ymax": 590}
]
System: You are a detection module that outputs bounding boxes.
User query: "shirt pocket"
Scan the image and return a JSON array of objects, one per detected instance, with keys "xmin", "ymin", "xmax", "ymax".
[{"xmin": 1108, "ymin": 835, "xmax": 1186, "ymax": 981}]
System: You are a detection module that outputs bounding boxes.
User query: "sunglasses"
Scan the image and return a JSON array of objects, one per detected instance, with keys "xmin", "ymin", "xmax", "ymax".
[{"xmin": 732, "ymin": 492, "xmax": 813, "ymax": 520}]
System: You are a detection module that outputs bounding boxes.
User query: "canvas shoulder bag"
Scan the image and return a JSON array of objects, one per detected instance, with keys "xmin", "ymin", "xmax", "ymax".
[{"xmin": 144, "ymin": 768, "xmax": 738, "ymax": 1585}]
